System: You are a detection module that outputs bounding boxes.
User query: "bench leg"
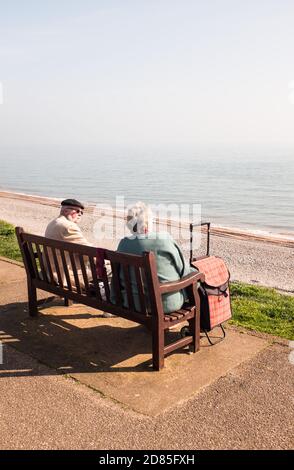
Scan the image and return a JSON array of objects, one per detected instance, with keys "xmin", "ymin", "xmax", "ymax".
[
  {"xmin": 152, "ymin": 325, "xmax": 164, "ymax": 371},
  {"xmin": 195, "ymin": 308, "xmax": 200, "ymax": 352},
  {"xmin": 64, "ymin": 298, "xmax": 73, "ymax": 307},
  {"xmin": 28, "ymin": 282, "xmax": 38, "ymax": 317},
  {"xmin": 188, "ymin": 311, "xmax": 200, "ymax": 353}
]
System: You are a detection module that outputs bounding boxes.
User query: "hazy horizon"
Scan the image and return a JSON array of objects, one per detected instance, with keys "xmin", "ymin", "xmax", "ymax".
[{"xmin": 1, "ymin": 0, "xmax": 294, "ymax": 151}]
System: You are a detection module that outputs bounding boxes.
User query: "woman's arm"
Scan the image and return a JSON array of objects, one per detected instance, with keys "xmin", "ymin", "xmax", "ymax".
[{"xmin": 170, "ymin": 239, "xmax": 192, "ymax": 278}]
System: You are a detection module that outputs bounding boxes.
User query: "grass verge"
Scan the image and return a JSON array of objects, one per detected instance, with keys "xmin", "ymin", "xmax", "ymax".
[
  {"xmin": 0, "ymin": 220, "xmax": 22, "ymax": 262},
  {"xmin": 230, "ymin": 282, "xmax": 294, "ymax": 340}
]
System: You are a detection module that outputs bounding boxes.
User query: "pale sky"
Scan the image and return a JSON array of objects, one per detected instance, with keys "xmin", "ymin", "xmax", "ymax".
[{"xmin": 1, "ymin": 0, "xmax": 294, "ymax": 149}]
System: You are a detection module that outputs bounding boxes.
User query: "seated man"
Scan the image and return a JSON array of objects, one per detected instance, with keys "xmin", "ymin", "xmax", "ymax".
[
  {"xmin": 45, "ymin": 198, "xmax": 91, "ymax": 288},
  {"xmin": 45, "ymin": 198, "xmax": 90, "ymax": 245}
]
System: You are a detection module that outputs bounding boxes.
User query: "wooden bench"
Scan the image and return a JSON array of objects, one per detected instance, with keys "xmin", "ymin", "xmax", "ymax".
[{"xmin": 16, "ymin": 227, "xmax": 204, "ymax": 370}]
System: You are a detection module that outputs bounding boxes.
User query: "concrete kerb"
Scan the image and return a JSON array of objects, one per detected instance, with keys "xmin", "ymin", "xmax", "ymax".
[{"xmin": 0, "ymin": 255, "xmax": 24, "ymax": 268}]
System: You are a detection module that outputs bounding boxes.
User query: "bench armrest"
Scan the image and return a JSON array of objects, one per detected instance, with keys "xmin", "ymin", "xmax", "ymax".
[{"xmin": 159, "ymin": 271, "xmax": 205, "ymax": 294}]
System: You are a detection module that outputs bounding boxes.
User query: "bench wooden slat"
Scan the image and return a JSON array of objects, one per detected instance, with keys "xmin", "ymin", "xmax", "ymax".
[
  {"xmin": 165, "ymin": 314, "xmax": 181, "ymax": 322},
  {"xmin": 89, "ymin": 256, "xmax": 102, "ymax": 301},
  {"xmin": 60, "ymin": 250, "xmax": 72, "ymax": 291},
  {"xmin": 169, "ymin": 312, "xmax": 185, "ymax": 320},
  {"xmin": 27, "ymin": 242, "xmax": 40, "ymax": 279},
  {"xmin": 79, "ymin": 254, "xmax": 90, "ymax": 294},
  {"xmin": 135, "ymin": 267, "xmax": 147, "ymax": 315},
  {"xmin": 122, "ymin": 265, "xmax": 135, "ymax": 311},
  {"xmin": 164, "ymin": 306, "xmax": 194, "ymax": 323},
  {"xmin": 69, "ymin": 252, "xmax": 81, "ymax": 295},
  {"xmin": 35, "ymin": 244, "xmax": 48, "ymax": 283},
  {"xmin": 43, "ymin": 245, "xmax": 54, "ymax": 284},
  {"xmin": 51, "ymin": 247, "xmax": 64, "ymax": 288},
  {"xmin": 110, "ymin": 261, "xmax": 123, "ymax": 306},
  {"xmin": 21, "ymin": 232, "xmax": 97, "ymax": 257},
  {"xmin": 176, "ymin": 307, "xmax": 194, "ymax": 315},
  {"xmin": 107, "ymin": 250, "xmax": 145, "ymax": 268}
]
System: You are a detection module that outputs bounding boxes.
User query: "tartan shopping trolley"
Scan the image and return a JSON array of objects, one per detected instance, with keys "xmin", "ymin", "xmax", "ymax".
[{"xmin": 181, "ymin": 222, "xmax": 232, "ymax": 344}]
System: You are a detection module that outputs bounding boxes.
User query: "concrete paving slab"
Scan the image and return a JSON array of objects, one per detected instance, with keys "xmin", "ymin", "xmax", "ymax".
[
  {"xmin": 0, "ymin": 277, "xmax": 49, "ymax": 307},
  {"xmin": 0, "ymin": 344, "xmax": 151, "ymax": 450},
  {"xmin": 0, "ymin": 258, "xmax": 26, "ymax": 284},
  {"xmin": 70, "ymin": 328, "xmax": 268, "ymax": 415}
]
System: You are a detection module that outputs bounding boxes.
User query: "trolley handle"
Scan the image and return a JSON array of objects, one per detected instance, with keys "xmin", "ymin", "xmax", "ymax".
[{"xmin": 189, "ymin": 221, "xmax": 211, "ymax": 264}]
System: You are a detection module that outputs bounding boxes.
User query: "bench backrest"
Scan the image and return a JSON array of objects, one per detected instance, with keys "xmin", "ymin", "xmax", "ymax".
[{"xmin": 15, "ymin": 227, "xmax": 163, "ymax": 322}]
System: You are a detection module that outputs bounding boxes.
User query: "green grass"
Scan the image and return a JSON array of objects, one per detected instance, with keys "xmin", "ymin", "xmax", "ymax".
[
  {"xmin": 0, "ymin": 220, "xmax": 22, "ymax": 262},
  {"xmin": 0, "ymin": 219, "xmax": 293, "ymax": 339},
  {"xmin": 230, "ymin": 282, "xmax": 294, "ymax": 340}
]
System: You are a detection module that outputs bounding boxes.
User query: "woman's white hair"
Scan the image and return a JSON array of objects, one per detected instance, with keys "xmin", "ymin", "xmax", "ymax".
[{"xmin": 126, "ymin": 201, "xmax": 153, "ymax": 235}]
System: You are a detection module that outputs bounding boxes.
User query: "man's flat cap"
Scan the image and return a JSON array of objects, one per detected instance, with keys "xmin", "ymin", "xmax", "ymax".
[{"xmin": 61, "ymin": 199, "xmax": 85, "ymax": 210}]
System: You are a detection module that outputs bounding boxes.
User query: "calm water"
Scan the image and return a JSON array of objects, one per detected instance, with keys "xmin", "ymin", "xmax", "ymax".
[{"xmin": 0, "ymin": 145, "xmax": 293, "ymax": 235}]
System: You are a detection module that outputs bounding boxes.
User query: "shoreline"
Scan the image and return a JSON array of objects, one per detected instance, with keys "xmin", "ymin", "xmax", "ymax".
[
  {"xmin": 0, "ymin": 189, "xmax": 293, "ymax": 294},
  {"xmin": 1, "ymin": 189, "xmax": 293, "ymax": 248}
]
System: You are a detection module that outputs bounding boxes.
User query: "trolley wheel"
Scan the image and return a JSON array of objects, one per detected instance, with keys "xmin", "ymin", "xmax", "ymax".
[{"xmin": 180, "ymin": 326, "xmax": 192, "ymax": 338}]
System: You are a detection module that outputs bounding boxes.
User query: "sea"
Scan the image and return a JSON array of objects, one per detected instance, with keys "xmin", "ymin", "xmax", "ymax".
[{"xmin": 0, "ymin": 145, "xmax": 293, "ymax": 237}]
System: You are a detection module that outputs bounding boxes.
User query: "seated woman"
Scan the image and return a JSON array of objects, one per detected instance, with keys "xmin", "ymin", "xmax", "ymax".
[{"xmin": 116, "ymin": 201, "xmax": 193, "ymax": 314}]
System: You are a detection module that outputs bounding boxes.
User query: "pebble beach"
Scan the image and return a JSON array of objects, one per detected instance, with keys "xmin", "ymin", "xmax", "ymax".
[{"xmin": 0, "ymin": 190, "xmax": 293, "ymax": 294}]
